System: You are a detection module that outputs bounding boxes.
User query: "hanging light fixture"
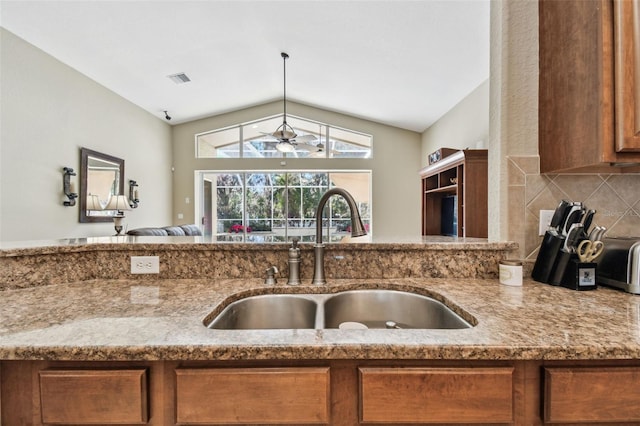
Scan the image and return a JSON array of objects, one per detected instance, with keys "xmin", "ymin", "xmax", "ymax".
[
  {"xmin": 274, "ymin": 52, "xmax": 296, "ymax": 152},
  {"xmin": 262, "ymin": 52, "xmax": 321, "ymax": 154}
]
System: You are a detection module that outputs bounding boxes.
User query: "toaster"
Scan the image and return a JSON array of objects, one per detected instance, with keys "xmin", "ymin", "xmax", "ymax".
[{"xmin": 596, "ymin": 237, "xmax": 640, "ymax": 294}]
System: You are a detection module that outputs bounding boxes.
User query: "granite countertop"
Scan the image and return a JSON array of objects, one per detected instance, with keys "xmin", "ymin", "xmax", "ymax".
[
  {"xmin": 0, "ymin": 235, "xmax": 514, "ymax": 257},
  {"xmin": 2, "ymin": 277, "xmax": 639, "ymax": 361}
]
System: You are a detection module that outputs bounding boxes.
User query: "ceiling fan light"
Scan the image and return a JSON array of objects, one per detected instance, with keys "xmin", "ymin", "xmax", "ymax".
[
  {"xmin": 273, "ymin": 129, "xmax": 297, "ymax": 140},
  {"xmin": 276, "ymin": 141, "xmax": 296, "ymax": 153}
]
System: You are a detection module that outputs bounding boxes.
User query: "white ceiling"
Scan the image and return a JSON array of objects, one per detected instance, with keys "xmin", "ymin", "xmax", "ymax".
[{"xmin": 0, "ymin": 0, "xmax": 490, "ymax": 132}]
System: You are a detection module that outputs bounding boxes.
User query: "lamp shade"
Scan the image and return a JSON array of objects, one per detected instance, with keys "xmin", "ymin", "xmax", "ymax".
[
  {"xmin": 86, "ymin": 194, "xmax": 103, "ymax": 211},
  {"xmin": 104, "ymin": 195, "xmax": 131, "ymax": 212}
]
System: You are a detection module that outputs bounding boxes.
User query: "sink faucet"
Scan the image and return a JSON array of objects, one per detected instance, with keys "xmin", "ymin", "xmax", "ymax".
[{"xmin": 312, "ymin": 187, "xmax": 367, "ymax": 285}]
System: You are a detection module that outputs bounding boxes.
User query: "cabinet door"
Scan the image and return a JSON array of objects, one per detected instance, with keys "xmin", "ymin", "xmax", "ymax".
[
  {"xmin": 175, "ymin": 367, "xmax": 330, "ymax": 424},
  {"xmin": 39, "ymin": 369, "xmax": 148, "ymax": 424},
  {"xmin": 544, "ymin": 367, "xmax": 640, "ymax": 422},
  {"xmin": 359, "ymin": 367, "xmax": 513, "ymax": 423},
  {"xmin": 614, "ymin": 0, "xmax": 640, "ymax": 151}
]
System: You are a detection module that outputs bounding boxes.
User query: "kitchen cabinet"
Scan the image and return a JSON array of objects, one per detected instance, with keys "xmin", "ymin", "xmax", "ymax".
[
  {"xmin": 419, "ymin": 149, "xmax": 488, "ymax": 238},
  {"xmin": 544, "ymin": 366, "xmax": 640, "ymax": 423},
  {"xmin": 38, "ymin": 368, "xmax": 149, "ymax": 424},
  {"xmin": 359, "ymin": 367, "xmax": 514, "ymax": 423},
  {"xmin": 5, "ymin": 359, "xmax": 640, "ymax": 425},
  {"xmin": 175, "ymin": 367, "xmax": 330, "ymax": 424},
  {"xmin": 539, "ymin": 0, "xmax": 640, "ymax": 173}
]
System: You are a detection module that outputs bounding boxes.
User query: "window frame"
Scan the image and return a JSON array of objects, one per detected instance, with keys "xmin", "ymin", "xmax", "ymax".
[
  {"xmin": 195, "ymin": 114, "xmax": 373, "ymax": 159},
  {"xmin": 195, "ymin": 169, "xmax": 372, "ymax": 243}
]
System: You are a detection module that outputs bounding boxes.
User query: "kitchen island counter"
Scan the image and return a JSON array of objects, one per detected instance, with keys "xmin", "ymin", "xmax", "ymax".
[{"xmin": 1, "ymin": 276, "xmax": 638, "ymax": 361}]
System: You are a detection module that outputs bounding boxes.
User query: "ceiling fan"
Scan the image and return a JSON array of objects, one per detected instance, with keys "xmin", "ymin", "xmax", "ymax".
[{"xmin": 264, "ymin": 52, "xmax": 321, "ymax": 153}]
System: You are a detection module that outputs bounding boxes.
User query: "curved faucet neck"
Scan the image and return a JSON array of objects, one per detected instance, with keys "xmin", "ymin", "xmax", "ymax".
[
  {"xmin": 312, "ymin": 187, "xmax": 367, "ymax": 286},
  {"xmin": 314, "ymin": 187, "xmax": 366, "ymax": 246}
]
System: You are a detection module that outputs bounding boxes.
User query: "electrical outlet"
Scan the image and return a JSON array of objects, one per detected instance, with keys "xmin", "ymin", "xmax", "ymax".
[
  {"xmin": 130, "ymin": 256, "xmax": 160, "ymax": 274},
  {"xmin": 539, "ymin": 210, "xmax": 555, "ymax": 236}
]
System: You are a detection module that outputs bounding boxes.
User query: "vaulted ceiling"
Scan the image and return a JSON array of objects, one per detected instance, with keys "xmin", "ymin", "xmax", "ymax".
[{"xmin": 0, "ymin": 0, "xmax": 490, "ymax": 132}]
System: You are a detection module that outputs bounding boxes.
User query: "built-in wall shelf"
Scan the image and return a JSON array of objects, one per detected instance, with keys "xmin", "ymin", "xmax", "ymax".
[{"xmin": 419, "ymin": 149, "xmax": 488, "ymax": 238}]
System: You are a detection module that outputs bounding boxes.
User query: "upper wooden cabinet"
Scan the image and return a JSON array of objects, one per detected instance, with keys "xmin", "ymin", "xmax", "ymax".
[
  {"xmin": 614, "ymin": 0, "xmax": 640, "ymax": 151},
  {"xmin": 539, "ymin": 0, "xmax": 640, "ymax": 172}
]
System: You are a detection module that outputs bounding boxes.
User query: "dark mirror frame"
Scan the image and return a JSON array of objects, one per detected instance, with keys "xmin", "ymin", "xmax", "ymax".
[{"xmin": 79, "ymin": 148, "xmax": 125, "ymax": 223}]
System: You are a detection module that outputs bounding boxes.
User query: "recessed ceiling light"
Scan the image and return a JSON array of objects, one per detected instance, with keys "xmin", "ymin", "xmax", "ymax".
[{"xmin": 167, "ymin": 73, "xmax": 191, "ymax": 84}]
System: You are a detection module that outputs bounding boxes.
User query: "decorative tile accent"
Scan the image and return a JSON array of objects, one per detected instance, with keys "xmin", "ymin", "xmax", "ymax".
[{"xmin": 508, "ymin": 155, "xmax": 640, "ymax": 263}]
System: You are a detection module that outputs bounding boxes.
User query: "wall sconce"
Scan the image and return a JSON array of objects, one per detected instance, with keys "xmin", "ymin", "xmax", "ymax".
[
  {"xmin": 104, "ymin": 195, "xmax": 131, "ymax": 235},
  {"xmin": 129, "ymin": 180, "xmax": 139, "ymax": 208},
  {"xmin": 63, "ymin": 167, "xmax": 78, "ymax": 206}
]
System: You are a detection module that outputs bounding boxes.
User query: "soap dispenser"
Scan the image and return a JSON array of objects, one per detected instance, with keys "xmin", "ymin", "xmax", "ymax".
[{"xmin": 287, "ymin": 238, "xmax": 301, "ymax": 285}]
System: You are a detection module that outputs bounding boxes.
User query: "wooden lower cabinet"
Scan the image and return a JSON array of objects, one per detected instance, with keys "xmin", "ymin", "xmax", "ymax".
[
  {"xmin": 175, "ymin": 367, "xmax": 330, "ymax": 424},
  {"xmin": 38, "ymin": 369, "xmax": 149, "ymax": 425},
  {"xmin": 3, "ymin": 359, "xmax": 640, "ymax": 425},
  {"xmin": 359, "ymin": 367, "xmax": 514, "ymax": 423},
  {"xmin": 544, "ymin": 366, "xmax": 640, "ymax": 424}
]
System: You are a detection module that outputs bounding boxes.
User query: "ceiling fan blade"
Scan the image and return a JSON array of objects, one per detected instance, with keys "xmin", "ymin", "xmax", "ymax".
[
  {"xmin": 295, "ymin": 143, "xmax": 321, "ymax": 152},
  {"xmin": 293, "ymin": 134, "xmax": 316, "ymax": 143}
]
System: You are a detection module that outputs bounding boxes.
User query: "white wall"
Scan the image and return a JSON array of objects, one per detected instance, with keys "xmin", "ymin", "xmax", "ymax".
[
  {"xmin": 171, "ymin": 101, "xmax": 423, "ymax": 240},
  {"xmin": 0, "ymin": 28, "xmax": 173, "ymax": 241},
  {"xmin": 420, "ymin": 79, "xmax": 489, "ymax": 167}
]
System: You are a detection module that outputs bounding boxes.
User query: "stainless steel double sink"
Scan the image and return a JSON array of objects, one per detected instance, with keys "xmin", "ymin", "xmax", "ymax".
[{"xmin": 204, "ymin": 289, "xmax": 473, "ymax": 330}]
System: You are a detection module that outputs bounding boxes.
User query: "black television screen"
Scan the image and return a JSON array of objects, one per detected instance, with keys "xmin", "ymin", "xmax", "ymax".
[{"xmin": 441, "ymin": 195, "xmax": 457, "ymax": 236}]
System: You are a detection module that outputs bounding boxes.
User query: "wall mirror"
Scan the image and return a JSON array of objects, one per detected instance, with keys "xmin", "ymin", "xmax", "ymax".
[{"xmin": 79, "ymin": 147, "xmax": 125, "ymax": 223}]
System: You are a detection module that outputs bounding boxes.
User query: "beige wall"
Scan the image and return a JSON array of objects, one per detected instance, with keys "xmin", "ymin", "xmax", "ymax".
[
  {"xmin": 171, "ymin": 101, "xmax": 422, "ymax": 240},
  {"xmin": 489, "ymin": 0, "xmax": 540, "ymax": 242},
  {"xmin": 0, "ymin": 28, "xmax": 173, "ymax": 241},
  {"xmin": 420, "ymin": 79, "xmax": 489, "ymax": 166}
]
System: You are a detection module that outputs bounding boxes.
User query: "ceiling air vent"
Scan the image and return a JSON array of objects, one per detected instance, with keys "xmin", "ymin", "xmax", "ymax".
[{"xmin": 167, "ymin": 73, "xmax": 191, "ymax": 84}]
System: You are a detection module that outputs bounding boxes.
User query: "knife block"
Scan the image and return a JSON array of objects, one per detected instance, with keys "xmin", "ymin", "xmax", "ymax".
[
  {"xmin": 532, "ymin": 230, "xmax": 565, "ymax": 284},
  {"xmin": 560, "ymin": 256, "xmax": 598, "ymax": 291}
]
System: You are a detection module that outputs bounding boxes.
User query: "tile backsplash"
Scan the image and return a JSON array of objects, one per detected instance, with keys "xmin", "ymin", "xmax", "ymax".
[{"xmin": 508, "ymin": 156, "xmax": 640, "ymax": 261}]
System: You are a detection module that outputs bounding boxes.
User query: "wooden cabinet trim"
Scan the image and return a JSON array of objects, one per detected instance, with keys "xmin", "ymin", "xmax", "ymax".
[
  {"xmin": 38, "ymin": 368, "xmax": 148, "ymax": 425},
  {"xmin": 614, "ymin": 0, "xmax": 640, "ymax": 152},
  {"xmin": 359, "ymin": 367, "xmax": 514, "ymax": 424},
  {"xmin": 544, "ymin": 366, "xmax": 640, "ymax": 423},
  {"xmin": 175, "ymin": 367, "xmax": 330, "ymax": 424}
]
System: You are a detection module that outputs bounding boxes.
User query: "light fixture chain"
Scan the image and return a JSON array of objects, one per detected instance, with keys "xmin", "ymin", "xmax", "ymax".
[{"xmin": 282, "ymin": 52, "xmax": 289, "ymax": 124}]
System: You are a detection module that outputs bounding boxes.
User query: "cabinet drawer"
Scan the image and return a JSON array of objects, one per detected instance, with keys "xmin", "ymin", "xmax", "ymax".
[
  {"xmin": 359, "ymin": 367, "xmax": 513, "ymax": 423},
  {"xmin": 175, "ymin": 367, "xmax": 330, "ymax": 424},
  {"xmin": 544, "ymin": 367, "xmax": 640, "ymax": 423},
  {"xmin": 39, "ymin": 368, "xmax": 148, "ymax": 424}
]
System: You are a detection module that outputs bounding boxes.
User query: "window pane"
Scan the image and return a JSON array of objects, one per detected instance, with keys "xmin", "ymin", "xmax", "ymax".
[
  {"xmin": 328, "ymin": 127, "xmax": 372, "ymax": 158},
  {"xmin": 197, "ymin": 127, "xmax": 241, "ymax": 158},
  {"xmin": 243, "ymin": 116, "xmax": 283, "ymax": 140},
  {"xmin": 303, "ymin": 187, "xmax": 325, "ymax": 218},
  {"xmin": 246, "ymin": 172, "xmax": 272, "ymax": 233},
  {"xmin": 203, "ymin": 170, "xmax": 371, "ymax": 242},
  {"xmin": 216, "ymin": 173, "xmax": 242, "ymax": 187},
  {"xmin": 273, "ymin": 187, "xmax": 286, "ymax": 219},
  {"xmin": 216, "ymin": 187, "xmax": 243, "ymax": 233},
  {"xmin": 197, "ymin": 114, "xmax": 370, "ymax": 159},
  {"xmin": 287, "ymin": 188, "xmax": 302, "ymax": 219},
  {"xmin": 215, "ymin": 173, "xmax": 244, "ymax": 234},
  {"xmin": 243, "ymin": 138, "xmax": 281, "ymax": 158}
]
